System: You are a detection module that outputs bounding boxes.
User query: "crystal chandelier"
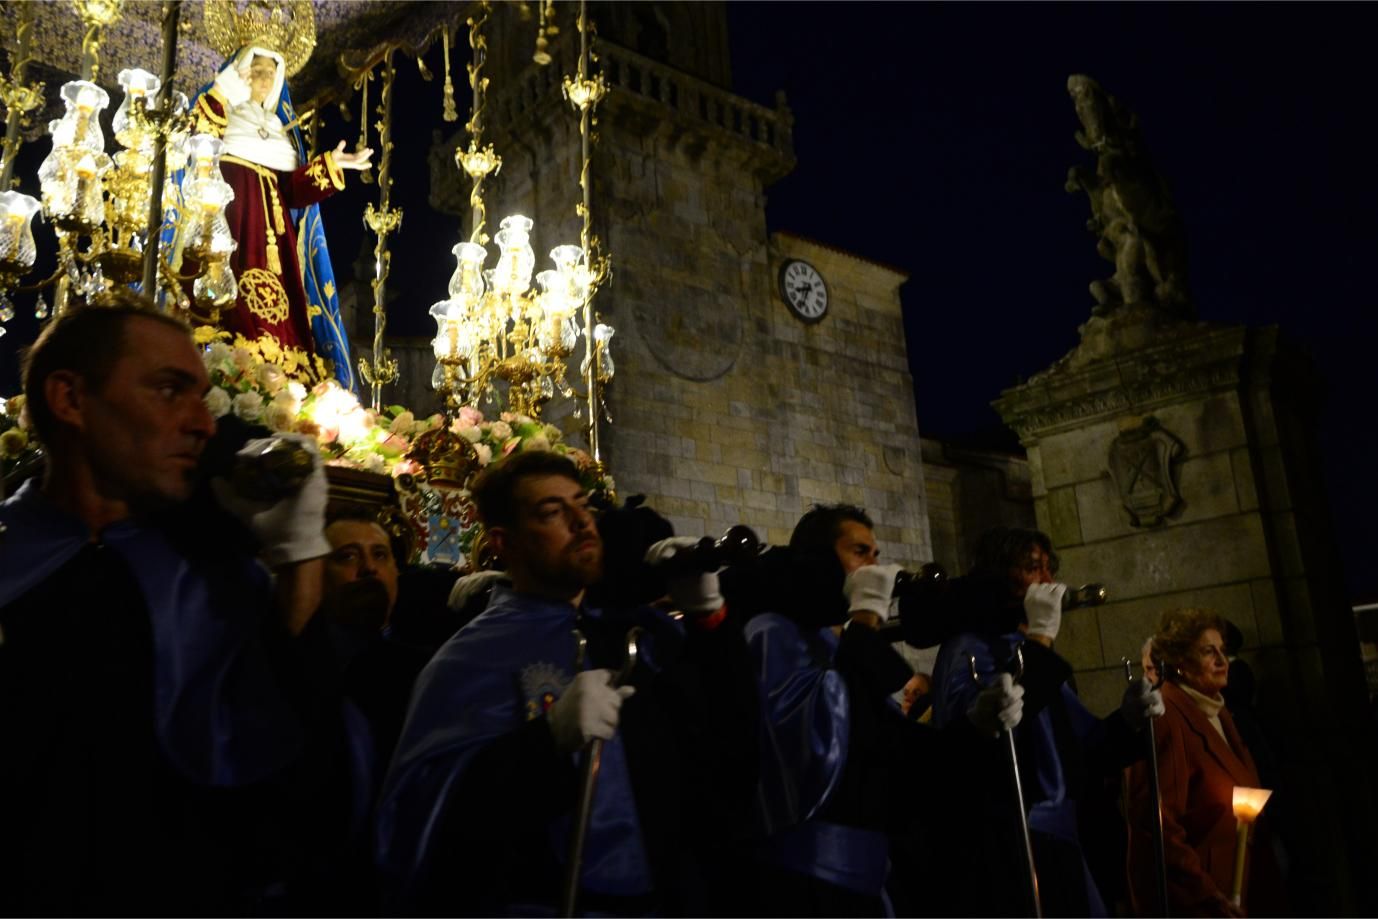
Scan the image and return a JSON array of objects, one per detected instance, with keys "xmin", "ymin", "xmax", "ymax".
[
  {"xmin": 0, "ymin": 3, "xmax": 235, "ymax": 335},
  {"xmin": 428, "ymin": 0, "xmax": 613, "ymax": 429}
]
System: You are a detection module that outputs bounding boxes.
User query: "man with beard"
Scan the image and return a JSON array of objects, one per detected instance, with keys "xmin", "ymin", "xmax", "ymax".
[
  {"xmin": 375, "ymin": 451, "xmax": 759, "ymax": 916},
  {"xmin": 0, "ymin": 305, "xmax": 335, "ymax": 913}
]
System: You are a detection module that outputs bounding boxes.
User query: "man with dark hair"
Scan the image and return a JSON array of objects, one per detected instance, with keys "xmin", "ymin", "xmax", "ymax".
[
  {"xmin": 929, "ymin": 525, "xmax": 1164, "ymax": 916},
  {"xmin": 376, "ymin": 450, "xmax": 759, "ymax": 915},
  {"xmin": 325, "ymin": 506, "xmax": 404, "ymax": 629},
  {"xmin": 970, "ymin": 525, "xmax": 1061, "ymax": 585},
  {"xmin": 744, "ymin": 504, "xmax": 1025, "ymax": 915},
  {"xmin": 0, "ymin": 306, "xmax": 337, "ymax": 913}
]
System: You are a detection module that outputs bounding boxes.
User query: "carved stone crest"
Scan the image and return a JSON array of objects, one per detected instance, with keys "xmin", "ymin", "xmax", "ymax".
[{"xmin": 1107, "ymin": 416, "xmax": 1184, "ymax": 526}]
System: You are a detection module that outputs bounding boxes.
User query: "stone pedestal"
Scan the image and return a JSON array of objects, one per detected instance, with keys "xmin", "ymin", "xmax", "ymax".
[{"xmin": 995, "ymin": 308, "xmax": 1378, "ymax": 913}]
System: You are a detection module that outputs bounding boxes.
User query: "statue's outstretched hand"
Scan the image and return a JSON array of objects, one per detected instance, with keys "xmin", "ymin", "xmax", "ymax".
[{"xmin": 333, "ymin": 140, "xmax": 374, "ymax": 171}]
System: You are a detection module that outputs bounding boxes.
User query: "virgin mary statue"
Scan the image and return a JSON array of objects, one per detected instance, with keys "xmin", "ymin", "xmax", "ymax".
[{"xmin": 187, "ymin": 33, "xmax": 371, "ymax": 389}]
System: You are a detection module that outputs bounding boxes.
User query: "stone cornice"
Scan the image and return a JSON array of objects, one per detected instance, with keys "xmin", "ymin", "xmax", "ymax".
[
  {"xmin": 469, "ymin": 37, "xmax": 796, "ymax": 186},
  {"xmin": 994, "ymin": 315, "xmax": 1269, "ymax": 442}
]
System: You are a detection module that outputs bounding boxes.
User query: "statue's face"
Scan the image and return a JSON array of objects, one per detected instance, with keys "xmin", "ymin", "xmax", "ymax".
[{"xmin": 247, "ymin": 55, "xmax": 277, "ymax": 105}]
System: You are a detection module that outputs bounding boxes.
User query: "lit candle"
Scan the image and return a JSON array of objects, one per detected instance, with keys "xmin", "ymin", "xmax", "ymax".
[{"xmin": 1230, "ymin": 786, "xmax": 1272, "ymax": 907}]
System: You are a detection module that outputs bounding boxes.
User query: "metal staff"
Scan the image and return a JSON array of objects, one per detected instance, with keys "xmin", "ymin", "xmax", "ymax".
[
  {"xmin": 971, "ymin": 645, "xmax": 1041, "ymax": 918},
  {"xmin": 561, "ymin": 626, "xmax": 643, "ymax": 917},
  {"xmin": 1124, "ymin": 657, "xmax": 1169, "ymax": 917}
]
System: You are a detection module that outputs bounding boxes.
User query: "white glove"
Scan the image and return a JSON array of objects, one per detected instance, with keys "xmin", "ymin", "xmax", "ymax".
[
  {"xmin": 966, "ymin": 672, "xmax": 1025, "ymax": 738},
  {"xmin": 843, "ymin": 563, "xmax": 902, "ymax": 620},
  {"xmin": 1120, "ymin": 677, "xmax": 1165, "ymax": 729},
  {"xmin": 447, "ymin": 569, "xmax": 511, "ymax": 612},
  {"xmin": 1023, "ymin": 582, "xmax": 1067, "ymax": 642},
  {"xmin": 644, "ymin": 536, "xmax": 724, "ymax": 615},
  {"xmin": 547, "ymin": 669, "xmax": 636, "ymax": 755},
  {"xmin": 211, "ymin": 434, "xmax": 330, "ymax": 568},
  {"xmin": 213, "ymin": 65, "xmax": 252, "ymax": 108}
]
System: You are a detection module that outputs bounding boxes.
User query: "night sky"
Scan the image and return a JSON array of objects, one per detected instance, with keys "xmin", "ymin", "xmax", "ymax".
[
  {"xmin": 722, "ymin": 2, "xmax": 1378, "ymax": 600},
  {"xmin": 3, "ymin": 3, "xmax": 1373, "ymax": 599}
]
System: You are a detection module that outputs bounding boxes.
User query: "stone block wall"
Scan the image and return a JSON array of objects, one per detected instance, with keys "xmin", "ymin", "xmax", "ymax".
[
  {"xmin": 996, "ymin": 313, "xmax": 1378, "ymax": 912},
  {"xmin": 433, "ymin": 34, "xmax": 934, "ymax": 566},
  {"xmin": 920, "ymin": 438, "xmax": 1035, "ymax": 575}
]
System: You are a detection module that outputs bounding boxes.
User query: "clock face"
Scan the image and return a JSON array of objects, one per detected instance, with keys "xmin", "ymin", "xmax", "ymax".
[{"xmin": 779, "ymin": 259, "xmax": 829, "ymax": 323}]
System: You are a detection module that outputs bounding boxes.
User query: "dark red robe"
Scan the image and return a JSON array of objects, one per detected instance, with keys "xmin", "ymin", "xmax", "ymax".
[{"xmin": 191, "ymin": 88, "xmax": 346, "ymax": 375}]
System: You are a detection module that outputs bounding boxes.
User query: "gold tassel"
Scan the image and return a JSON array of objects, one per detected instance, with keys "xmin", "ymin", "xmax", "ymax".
[
  {"xmin": 262, "ymin": 172, "xmax": 286, "ymax": 234},
  {"xmin": 266, "ymin": 235, "xmax": 282, "ymax": 275}
]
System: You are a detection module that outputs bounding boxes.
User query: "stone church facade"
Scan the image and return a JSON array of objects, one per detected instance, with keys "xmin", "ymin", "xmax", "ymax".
[{"xmin": 417, "ymin": 2, "xmax": 936, "ymax": 566}]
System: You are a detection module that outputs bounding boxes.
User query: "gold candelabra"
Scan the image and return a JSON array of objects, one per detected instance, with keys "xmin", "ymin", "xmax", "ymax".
[
  {"xmin": 0, "ymin": 1, "xmax": 234, "ymax": 334},
  {"xmin": 427, "ymin": 0, "xmax": 614, "ymax": 438},
  {"xmin": 357, "ymin": 50, "xmax": 402, "ymax": 411}
]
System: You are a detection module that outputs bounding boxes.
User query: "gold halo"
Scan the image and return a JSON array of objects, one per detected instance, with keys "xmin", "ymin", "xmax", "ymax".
[{"xmin": 204, "ymin": 0, "xmax": 316, "ymax": 79}]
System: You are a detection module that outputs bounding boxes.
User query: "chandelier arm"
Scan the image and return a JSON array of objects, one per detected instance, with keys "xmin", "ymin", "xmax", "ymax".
[
  {"xmin": 463, "ymin": 2, "xmax": 494, "ymax": 245},
  {"xmin": 365, "ymin": 49, "xmax": 403, "ymax": 411},
  {"xmin": 573, "ymin": 0, "xmax": 605, "ymax": 463},
  {"xmin": 140, "ymin": 0, "xmax": 183, "ymax": 300},
  {"xmin": 13, "ymin": 266, "xmax": 66, "ymax": 295},
  {"xmin": 0, "ymin": 2, "xmax": 40, "ymax": 190}
]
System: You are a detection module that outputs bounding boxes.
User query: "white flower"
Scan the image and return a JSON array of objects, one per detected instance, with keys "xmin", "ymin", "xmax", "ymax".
[
  {"xmin": 489, "ymin": 420, "xmax": 512, "ymax": 441},
  {"xmin": 473, "ymin": 442, "xmax": 493, "ymax": 465},
  {"xmin": 272, "ymin": 387, "xmax": 299, "ymax": 408},
  {"xmin": 389, "ymin": 411, "xmax": 415, "ymax": 434},
  {"xmin": 360, "ymin": 451, "xmax": 386, "ymax": 473},
  {"xmin": 206, "ymin": 342, "xmax": 234, "ymax": 368},
  {"xmin": 255, "ymin": 363, "xmax": 286, "ymax": 395},
  {"xmin": 204, "ymin": 386, "xmax": 233, "ymax": 418},
  {"xmin": 286, "ymin": 380, "xmax": 307, "ymax": 402},
  {"xmin": 265, "ymin": 403, "xmax": 294, "ymax": 432},
  {"xmin": 231, "ymin": 347, "xmax": 254, "ymax": 371},
  {"xmin": 524, "ymin": 434, "xmax": 551, "ymax": 452},
  {"xmin": 542, "ymin": 423, "xmax": 562, "ymax": 442},
  {"xmin": 456, "ymin": 424, "xmax": 481, "ymax": 443},
  {"xmin": 232, "ymin": 390, "xmax": 264, "ymax": 423}
]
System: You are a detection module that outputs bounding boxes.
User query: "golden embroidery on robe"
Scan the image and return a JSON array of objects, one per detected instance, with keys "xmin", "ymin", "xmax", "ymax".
[{"xmin": 239, "ymin": 268, "xmax": 291, "ymax": 324}]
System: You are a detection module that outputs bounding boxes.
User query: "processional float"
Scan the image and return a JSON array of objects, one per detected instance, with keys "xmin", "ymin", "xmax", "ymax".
[{"xmin": 0, "ymin": 0, "xmax": 618, "ymax": 574}]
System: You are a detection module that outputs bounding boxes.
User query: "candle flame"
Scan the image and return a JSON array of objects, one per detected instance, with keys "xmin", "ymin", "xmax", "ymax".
[{"xmin": 1232, "ymin": 786, "xmax": 1272, "ymax": 822}]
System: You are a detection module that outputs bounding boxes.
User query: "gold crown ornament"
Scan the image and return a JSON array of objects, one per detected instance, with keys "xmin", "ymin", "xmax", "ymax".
[
  {"xmin": 404, "ymin": 426, "xmax": 481, "ymax": 490},
  {"xmin": 204, "ymin": 0, "xmax": 317, "ymax": 78}
]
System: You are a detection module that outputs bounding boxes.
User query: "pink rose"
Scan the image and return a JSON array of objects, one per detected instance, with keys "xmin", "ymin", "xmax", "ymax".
[
  {"xmin": 392, "ymin": 458, "xmax": 424, "ymax": 478},
  {"xmin": 377, "ymin": 433, "xmax": 409, "ymax": 458},
  {"xmin": 458, "ymin": 405, "xmax": 484, "ymax": 426}
]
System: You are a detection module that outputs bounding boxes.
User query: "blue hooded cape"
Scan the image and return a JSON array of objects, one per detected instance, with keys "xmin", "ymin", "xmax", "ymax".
[
  {"xmin": 0, "ymin": 479, "xmax": 303, "ymax": 786},
  {"xmin": 375, "ymin": 585, "xmax": 655, "ymax": 911}
]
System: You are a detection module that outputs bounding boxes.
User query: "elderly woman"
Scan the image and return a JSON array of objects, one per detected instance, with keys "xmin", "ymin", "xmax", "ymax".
[{"xmin": 1127, "ymin": 608, "xmax": 1269, "ymax": 917}]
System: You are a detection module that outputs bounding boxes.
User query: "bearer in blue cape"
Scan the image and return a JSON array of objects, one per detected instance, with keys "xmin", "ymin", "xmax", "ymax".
[
  {"xmin": 0, "ymin": 305, "xmax": 347, "ymax": 913},
  {"xmin": 186, "ymin": 45, "xmax": 371, "ymax": 388},
  {"xmin": 376, "ymin": 451, "xmax": 760, "ymax": 916},
  {"xmin": 740, "ymin": 504, "xmax": 1028, "ymax": 917},
  {"xmin": 928, "ymin": 527, "xmax": 1163, "ymax": 917}
]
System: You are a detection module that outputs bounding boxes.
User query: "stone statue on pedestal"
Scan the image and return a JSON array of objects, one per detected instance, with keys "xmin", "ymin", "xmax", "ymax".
[{"xmin": 1065, "ymin": 75, "xmax": 1192, "ymax": 320}]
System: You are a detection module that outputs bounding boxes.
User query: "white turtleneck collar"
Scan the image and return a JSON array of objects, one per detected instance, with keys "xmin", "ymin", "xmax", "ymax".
[{"xmin": 1178, "ymin": 681, "xmax": 1227, "ymax": 741}]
